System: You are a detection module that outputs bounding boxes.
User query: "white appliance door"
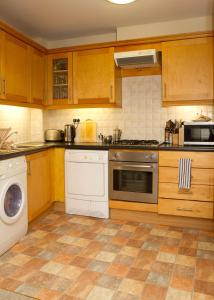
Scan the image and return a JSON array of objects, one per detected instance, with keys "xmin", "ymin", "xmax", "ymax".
[
  {"xmin": 0, "ymin": 179, "xmax": 25, "ymax": 224},
  {"xmin": 67, "ymin": 162, "xmax": 105, "ymax": 197}
]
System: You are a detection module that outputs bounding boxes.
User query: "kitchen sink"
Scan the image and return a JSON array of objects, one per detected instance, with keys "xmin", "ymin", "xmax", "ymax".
[
  {"xmin": 15, "ymin": 143, "xmax": 46, "ymax": 148},
  {"xmin": 0, "ymin": 149, "xmax": 20, "ymax": 153}
]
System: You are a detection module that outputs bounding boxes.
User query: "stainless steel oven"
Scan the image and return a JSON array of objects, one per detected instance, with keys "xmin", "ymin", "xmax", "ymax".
[{"xmin": 109, "ymin": 150, "xmax": 158, "ymax": 204}]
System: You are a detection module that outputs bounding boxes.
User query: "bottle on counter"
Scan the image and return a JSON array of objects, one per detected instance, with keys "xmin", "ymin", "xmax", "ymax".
[{"xmin": 113, "ymin": 127, "xmax": 122, "ymax": 143}]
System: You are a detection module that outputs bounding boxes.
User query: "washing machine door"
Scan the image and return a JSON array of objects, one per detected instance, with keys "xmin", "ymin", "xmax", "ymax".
[{"xmin": 0, "ymin": 179, "xmax": 25, "ymax": 224}]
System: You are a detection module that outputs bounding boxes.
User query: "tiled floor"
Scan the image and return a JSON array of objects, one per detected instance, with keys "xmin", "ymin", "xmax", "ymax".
[{"xmin": 0, "ymin": 210, "xmax": 214, "ymax": 300}]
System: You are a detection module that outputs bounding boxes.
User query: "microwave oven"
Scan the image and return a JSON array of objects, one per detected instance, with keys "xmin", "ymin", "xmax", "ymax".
[{"xmin": 184, "ymin": 122, "xmax": 214, "ymax": 145}]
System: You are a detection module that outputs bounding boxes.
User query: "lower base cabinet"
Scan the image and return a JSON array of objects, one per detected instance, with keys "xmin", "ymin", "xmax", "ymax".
[
  {"xmin": 50, "ymin": 148, "xmax": 65, "ymax": 203},
  {"xmin": 26, "ymin": 150, "xmax": 52, "ymax": 222},
  {"xmin": 158, "ymin": 198, "xmax": 213, "ymax": 219},
  {"xmin": 158, "ymin": 151, "xmax": 214, "ymax": 220}
]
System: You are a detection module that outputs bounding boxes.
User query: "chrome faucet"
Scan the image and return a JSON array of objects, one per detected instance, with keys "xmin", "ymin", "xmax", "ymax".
[{"xmin": 0, "ymin": 131, "xmax": 18, "ymax": 149}]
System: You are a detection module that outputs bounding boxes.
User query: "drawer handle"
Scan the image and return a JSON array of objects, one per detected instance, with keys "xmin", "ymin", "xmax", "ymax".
[
  {"xmin": 176, "ymin": 207, "xmax": 193, "ymax": 212},
  {"xmin": 178, "ymin": 189, "xmax": 192, "ymax": 194}
]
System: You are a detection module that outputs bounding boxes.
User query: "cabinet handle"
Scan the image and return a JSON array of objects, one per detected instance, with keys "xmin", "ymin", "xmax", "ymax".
[
  {"xmin": 176, "ymin": 207, "xmax": 193, "ymax": 212},
  {"xmin": 2, "ymin": 80, "xmax": 6, "ymax": 95},
  {"xmin": 110, "ymin": 85, "xmax": 113, "ymax": 100},
  {"xmin": 164, "ymin": 83, "xmax": 166, "ymax": 98},
  {"xmin": 178, "ymin": 189, "xmax": 192, "ymax": 194},
  {"xmin": 27, "ymin": 161, "xmax": 31, "ymax": 176}
]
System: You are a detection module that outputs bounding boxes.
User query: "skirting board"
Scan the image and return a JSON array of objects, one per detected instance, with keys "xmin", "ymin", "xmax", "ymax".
[
  {"xmin": 110, "ymin": 209, "xmax": 214, "ymax": 231},
  {"xmin": 52, "ymin": 201, "xmax": 214, "ymax": 231},
  {"xmin": 53, "ymin": 201, "xmax": 65, "ymax": 212}
]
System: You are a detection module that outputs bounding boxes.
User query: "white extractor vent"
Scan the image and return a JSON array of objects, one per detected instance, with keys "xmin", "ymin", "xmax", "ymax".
[{"xmin": 114, "ymin": 49, "xmax": 161, "ymax": 69}]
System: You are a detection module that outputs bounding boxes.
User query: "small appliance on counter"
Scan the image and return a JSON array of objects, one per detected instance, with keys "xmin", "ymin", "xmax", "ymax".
[
  {"xmin": 184, "ymin": 121, "xmax": 214, "ymax": 145},
  {"xmin": 64, "ymin": 119, "xmax": 80, "ymax": 143},
  {"xmin": 45, "ymin": 129, "xmax": 64, "ymax": 142},
  {"xmin": 80, "ymin": 119, "xmax": 97, "ymax": 142}
]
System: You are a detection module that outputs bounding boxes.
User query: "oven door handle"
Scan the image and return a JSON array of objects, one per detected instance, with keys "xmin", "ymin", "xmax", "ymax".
[{"xmin": 121, "ymin": 164, "xmax": 153, "ymax": 169}]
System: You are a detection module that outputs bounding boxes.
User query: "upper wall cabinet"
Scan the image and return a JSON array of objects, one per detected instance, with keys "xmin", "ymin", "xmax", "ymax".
[
  {"xmin": 2, "ymin": 33, "xmax": 30, "ymax": 103},
  {"xmin": 162, "ymin": 37, "xmax": 213, "ymax": 106},
  {"xmin": 73, "ymin": 47, "xmax": 121, "ymax": 106},
  {"xmin": 0, "ymin": 30, "xmax": 4, "ymax": 100},
  {"xmin": 30, "ymin": 48, "xmax": 46, "ymax": 105},
  {"xmin": 47, "ymin": 52, "xmax": 73, "ymax": 107}
]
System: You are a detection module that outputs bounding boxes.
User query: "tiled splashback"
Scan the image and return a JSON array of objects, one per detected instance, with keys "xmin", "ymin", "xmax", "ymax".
[
  {"xmin": 0, "ymin": 106, "xmax": 44, "ymax": 143},
  {"xmin": 44, "ymin": 76, "xmax": 214, "ymax": 142}
]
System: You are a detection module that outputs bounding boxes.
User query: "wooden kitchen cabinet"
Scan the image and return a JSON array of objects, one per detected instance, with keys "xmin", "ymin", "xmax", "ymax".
[
  {"xmin": 47, "ymin": 52, "xmax": 73, "ymax": 106},
  {"xmin": 26, "ymin": 150, "xmax": 52, "ymax": 222},
  {"xmin": 158, "ymin": 151, "xmax": 214, "ymax": 219},
  {"xmin": 50, "ymin": 148, "xmax": 65, "ymax": 203},
  {"xmin": 0, "ymin": 30, "xmax": 4, "ymax": 100},
  {"xmin": 30, "ymin": 47, "xmax": 46, "ymax": 105},
  {"xmin": 159, "ymin": 198, "xmax": 213, "ymax": 219},
  {"xmin": 162, "ymin": 37, "xmax": 213, "ymax": 106},
  {"xmin": 73, "ymin": 47, "xmax": 122, "ymax": 106},
  {"xmin": 2, "ymin": 33, "xmax": 30, "ymax": 103}
]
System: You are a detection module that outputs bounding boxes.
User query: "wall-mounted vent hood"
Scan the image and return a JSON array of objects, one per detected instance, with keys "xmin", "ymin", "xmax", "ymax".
[{"xmin": 114, "ymin": 49, "xmax": 161, "ymax": 69}]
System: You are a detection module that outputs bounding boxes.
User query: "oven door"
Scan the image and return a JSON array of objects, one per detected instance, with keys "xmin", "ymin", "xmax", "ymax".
[{"xmin": 109, "ymin": 161, "xmax": 158, "ymax": 203}]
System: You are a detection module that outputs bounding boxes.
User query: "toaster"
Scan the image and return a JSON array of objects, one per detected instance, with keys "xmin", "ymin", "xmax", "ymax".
[{"xmin": 45, "ymin": 129, "xmax": 64, "ymax": 142}]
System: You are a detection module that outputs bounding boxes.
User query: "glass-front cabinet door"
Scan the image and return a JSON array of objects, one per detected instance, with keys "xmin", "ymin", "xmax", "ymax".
[{"xmin": 47, "ymin": 53, "xmax": 72, "ymax": 106}]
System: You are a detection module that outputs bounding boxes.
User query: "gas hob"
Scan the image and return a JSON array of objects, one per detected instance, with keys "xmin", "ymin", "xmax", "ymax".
[{"xmin": 115, "ymin": 139, "xmax": 159, "ymax": 146}]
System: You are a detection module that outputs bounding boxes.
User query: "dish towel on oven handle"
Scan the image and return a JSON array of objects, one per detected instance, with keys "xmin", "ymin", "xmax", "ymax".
[{"xmin": 178, "ymin": 158, "xmax": 192, "ymax": 190}]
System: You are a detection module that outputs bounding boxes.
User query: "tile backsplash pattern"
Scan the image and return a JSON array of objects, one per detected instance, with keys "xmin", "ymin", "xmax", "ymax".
[
  {"xmin": 44, "ymin": 76, "xmax": 214, "ymax": 142},
  {"xmin": 0, "ymin": 106, "xmax": 44, "ymax": 144}
]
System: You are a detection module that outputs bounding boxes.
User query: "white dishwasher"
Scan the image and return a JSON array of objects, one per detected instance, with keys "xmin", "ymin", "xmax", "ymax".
[{"xmin": 65, "ymin": 149, "xmax": 109, "ymax": 218}]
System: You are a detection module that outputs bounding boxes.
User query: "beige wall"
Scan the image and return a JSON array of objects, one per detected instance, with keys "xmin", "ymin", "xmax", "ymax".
[
  {"xmin": 117, "ymin": 16, "xmax": 213, "ymax": 40},
  {"xmin": 42, "ymin": 16, "xmax": 212, "ymax": 49},
  {"xmin": 0, "ymin": 106, "xmax": 44, "ymax": 144},
  {"xmin": 45, "ymin": 32, "xmax": 116, "ymax": 49}
]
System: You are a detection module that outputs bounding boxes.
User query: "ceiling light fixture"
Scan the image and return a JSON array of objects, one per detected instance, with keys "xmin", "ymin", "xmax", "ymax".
[{"xmin": 106, "ymin": 0, "xmax": 137, "ymax": 4}]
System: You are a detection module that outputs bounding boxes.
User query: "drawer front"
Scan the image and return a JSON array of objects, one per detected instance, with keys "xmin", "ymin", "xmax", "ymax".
[
  {"xmin": 159, "ymin": 167, "xmax": 214, "ymax": 186},
  {"xmin": 159, "ymin": 151, "xmax": 214, "ymax": 168},
  {"xmin": 158, "ymin": 198, "xmax": 214, "ymax": 219},
  {"xmin": 159, "ymin": 182, "xmax": 214, "ymax": 202}
]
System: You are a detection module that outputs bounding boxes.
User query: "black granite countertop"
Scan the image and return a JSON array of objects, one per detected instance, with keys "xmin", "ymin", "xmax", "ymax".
[{"xmin": 0, "ymin": 141, "xmax": 213, "ymax": 161}]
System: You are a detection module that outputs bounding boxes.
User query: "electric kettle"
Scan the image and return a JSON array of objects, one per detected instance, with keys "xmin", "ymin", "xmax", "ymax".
[{"xmin": 64, "ymin": 119, "xmax": 80, "ymax": 143}]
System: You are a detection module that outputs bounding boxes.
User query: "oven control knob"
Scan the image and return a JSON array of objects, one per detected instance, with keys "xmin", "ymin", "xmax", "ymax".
[
  {"xmin": 151, "ymin": 154, "xmax": 156, "ymax": 160},
  {"xmin": 113, "ymin": 153, "xmax": 118, "ymax": 160}
]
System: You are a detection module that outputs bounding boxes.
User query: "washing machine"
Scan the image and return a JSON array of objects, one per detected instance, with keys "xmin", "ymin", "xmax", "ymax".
[{"xmin": 0, "ymin": 156, "xmax": 28, "ymax": 256}]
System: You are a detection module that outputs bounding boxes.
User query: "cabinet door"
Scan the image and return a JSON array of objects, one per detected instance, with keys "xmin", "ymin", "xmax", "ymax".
[
  {"xmin": 73, "ymin": 47, "xmax": 119, "ymax": 105},
  {"xmin": 0, "ymin": 30, "xmax": 4, "ymax": 99},
  {"xmin": 30, "ymin": 48, "xmax": 45, "ymax": 105},
  {"xmin": 50, "ymin": 148, "xmax": 65, "ymax": 202},
  {"xmin": 3, "ymin": 34, "xmax": 30, "ymax": 103},
  {"xmin": 162, "ymin": 37, "xmax": 213, "ymax": 105},
  {"xmin": 47, "ymin": 52, "xmax": 72, "ymax": 106},
  {"xmin": 27, "ymin": 151, "xmax": 51, "ymax": 222}
]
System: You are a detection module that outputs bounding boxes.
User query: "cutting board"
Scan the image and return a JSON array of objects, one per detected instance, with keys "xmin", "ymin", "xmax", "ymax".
[{"xmin": 80, "ymin": 119, "xmax": 97, "ymax": 142}]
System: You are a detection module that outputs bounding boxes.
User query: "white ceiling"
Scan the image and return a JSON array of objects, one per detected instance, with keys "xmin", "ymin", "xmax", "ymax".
[{"xmin": 0, "ymin": 0, "xmax": 213, "ymax": 41}]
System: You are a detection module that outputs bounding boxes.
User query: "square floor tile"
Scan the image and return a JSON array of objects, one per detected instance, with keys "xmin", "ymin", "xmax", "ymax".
[
  {"xmin": 157, "ymin": 252, "xmax": 176, "ymax": 264},
  {"xmin": 166, "ymin": 287, "xmax": 192, "ymax": 300},
  {"xmin": 86, "ymin": 285, "xmax": 115, "ymax": 300},
  {"xmin": 40, "ymin": 261, "xmax": 64, "ymax": 275},
  {"xmin": 118, "ymin": 278, "xmax": 144, "ymax": 296}
]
